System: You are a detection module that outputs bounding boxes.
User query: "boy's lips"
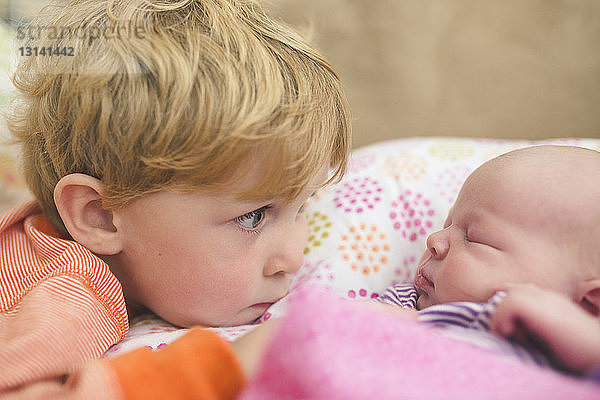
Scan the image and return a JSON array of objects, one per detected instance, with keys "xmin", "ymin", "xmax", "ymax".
[
  {"xmin": 250, "ymin": 302, "xmax": 274, "ymax": 313},
  {"xmin": 251, "ymin": 292, "xmax": 288, "ymax": 311}
]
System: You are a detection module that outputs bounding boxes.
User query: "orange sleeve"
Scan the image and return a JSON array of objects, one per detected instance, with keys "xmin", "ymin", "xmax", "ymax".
[{"xmin": 108, "ymin": 328, "xmax": 246, "ymax": 400}]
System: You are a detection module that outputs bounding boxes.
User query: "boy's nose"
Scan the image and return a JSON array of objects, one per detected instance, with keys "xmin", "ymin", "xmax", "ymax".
[
  {"xmin": 426, "ymin": 229, "xmax": 449, "ymax": 259},
  {"xmin": 263, "ymin": 228, "xmax": 305, "ymax": 277},
  {"xmin": 263, "ymin": 246, "xmax": 303, "ymax": 276}
]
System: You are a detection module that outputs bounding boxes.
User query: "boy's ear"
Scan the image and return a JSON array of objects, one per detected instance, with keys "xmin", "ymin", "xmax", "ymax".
[
  {"xmin": 54, "ymin": 173, "xmax": 123, "ymax": 255},
  {"xmin": 576, "ymin": 279, "xmax": 600, "ymax": 317}
]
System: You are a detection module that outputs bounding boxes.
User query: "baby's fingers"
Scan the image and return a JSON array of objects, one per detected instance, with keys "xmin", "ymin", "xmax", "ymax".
[{"xmin": 490, "ymin": 298, "xmax": 522, "ymax": 338}]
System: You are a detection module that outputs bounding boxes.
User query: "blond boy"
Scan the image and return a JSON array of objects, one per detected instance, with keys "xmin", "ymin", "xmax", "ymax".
[{"xmin": 0, "ymin": 0, "xmax": 350, "ymax": 394}]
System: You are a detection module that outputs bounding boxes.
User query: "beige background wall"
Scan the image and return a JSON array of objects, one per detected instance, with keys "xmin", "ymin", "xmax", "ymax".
[
  {"xmin": 268, "ymin": 0, "xmax": 600, "ymax": 148},
  {"xmin": 2, "ymin": 1, "xmax": 600, "ymax": 149}
]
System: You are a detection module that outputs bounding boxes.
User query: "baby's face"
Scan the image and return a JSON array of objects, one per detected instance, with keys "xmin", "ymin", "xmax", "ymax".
[
  {"xmin": 414, "ymin": 158, "xmax": 579, "ymax": 309},
  {"xmin": 109, "ymin": 165, "xmax": 328, "ymax": 327}
]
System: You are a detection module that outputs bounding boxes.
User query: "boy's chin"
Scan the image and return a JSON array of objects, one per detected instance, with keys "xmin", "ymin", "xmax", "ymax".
[
  {"xmin": 210, "ymin": 305, "xmax": 272, "ymax": 328},
  {"xmin": 156, "ymin": 303, "xmax": 273, "ymax": 328}
]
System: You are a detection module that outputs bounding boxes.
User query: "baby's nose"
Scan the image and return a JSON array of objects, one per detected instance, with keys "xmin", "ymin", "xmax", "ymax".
[{"xmin": 426, "ymin": 229, "xmax": 449, "ymax": 259}]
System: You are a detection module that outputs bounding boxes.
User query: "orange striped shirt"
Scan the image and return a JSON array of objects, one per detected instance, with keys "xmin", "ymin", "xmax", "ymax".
[
  {"xmin": 0, "ymin": 328, "xmax": 246, "ymax": 400},
  {"xmin": 0, "ymin": 201, "xmax": 128, "ymax": 391}
]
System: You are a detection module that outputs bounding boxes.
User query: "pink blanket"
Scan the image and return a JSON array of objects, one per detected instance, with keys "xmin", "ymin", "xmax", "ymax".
[{"xmin": 241, "ymin": 288, "xmax": 600, "ymax": 400}]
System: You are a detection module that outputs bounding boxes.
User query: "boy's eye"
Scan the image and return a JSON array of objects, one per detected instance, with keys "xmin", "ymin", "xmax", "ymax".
[{"xmin": 236, "ymin": 206, "xmax": 271, "ymax": 230}]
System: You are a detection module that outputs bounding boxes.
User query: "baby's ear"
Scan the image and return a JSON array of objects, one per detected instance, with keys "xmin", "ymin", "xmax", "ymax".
[
  {"xmin": 576, "ymin": 279, "xmax": 600, "ymax": 317},
  {"xmin": 54, "ymin": 173, "xmax": 123, "ymax": 255}
]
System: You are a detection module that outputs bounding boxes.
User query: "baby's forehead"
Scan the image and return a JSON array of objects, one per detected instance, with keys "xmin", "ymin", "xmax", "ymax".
[
  {"xmin": 456, "ymin": 148, "xmax": 600, "ymax": 230},
  {"xmin": 486, "ymin": 145, "xmax": 600, "ymax": 179}
]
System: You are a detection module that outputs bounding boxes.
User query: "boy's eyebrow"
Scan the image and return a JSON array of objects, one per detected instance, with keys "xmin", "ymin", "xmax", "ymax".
[
  {"xmin": 215, "ymin": 183, "xmax": 321, "ymax": 208},
  {"xmin": 222, "ymin": 196, "xmax": 275, "ymax": 208}
]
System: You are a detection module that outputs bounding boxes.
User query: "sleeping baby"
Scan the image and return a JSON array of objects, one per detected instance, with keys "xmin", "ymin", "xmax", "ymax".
[{"xmin": 379, "ymin": 145, "xmax": 600, "ymax": 378}]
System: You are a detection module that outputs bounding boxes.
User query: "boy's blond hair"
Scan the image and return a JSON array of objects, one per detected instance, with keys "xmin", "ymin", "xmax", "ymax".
[{"xmin": 7, "ymin": 0, "xmax": 351, "ymax": 235}]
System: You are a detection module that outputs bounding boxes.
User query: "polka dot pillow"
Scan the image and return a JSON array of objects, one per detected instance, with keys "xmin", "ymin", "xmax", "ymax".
[{"xmin": 106, "ymin": 136, "xmax": 600, "ymax": 355}]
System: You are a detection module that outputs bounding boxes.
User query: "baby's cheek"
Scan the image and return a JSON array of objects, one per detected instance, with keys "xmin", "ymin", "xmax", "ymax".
[
  {"xmin": 453, "ymin": 284, "xmax": 494, "ymax": 304},
  {"xmin": 436, "ymin": 271, "xmax": 474, "ymax": 303}
]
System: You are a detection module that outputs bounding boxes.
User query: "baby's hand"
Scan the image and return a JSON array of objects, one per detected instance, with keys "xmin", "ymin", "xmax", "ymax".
[{"xmin": 490, "ymin": 284, "xmax": 600, "ymax": 375}]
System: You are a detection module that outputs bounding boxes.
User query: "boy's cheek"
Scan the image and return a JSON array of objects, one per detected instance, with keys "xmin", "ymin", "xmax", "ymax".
[{"xmin": 301, "ymin": 217, "xmax": 310, "ymax": 243}]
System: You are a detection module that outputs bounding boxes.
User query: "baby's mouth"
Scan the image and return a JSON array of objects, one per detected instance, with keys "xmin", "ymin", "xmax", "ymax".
[
  {"xmin": 414, "ymin": 255, "xmax": 434, "ymax": 294},
  {"xmin": 414, "ymin": 269, "xmax": 434, "ymax": 293}
]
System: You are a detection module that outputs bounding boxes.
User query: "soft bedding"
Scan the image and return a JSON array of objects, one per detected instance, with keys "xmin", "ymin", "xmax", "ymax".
[
  {"xmin": 240, "ymin": 288, "xmax": 600, "ymax": 399},
  {"xmin": 101, "ymin": 136, "xmax": 600, "ymax": 355}
]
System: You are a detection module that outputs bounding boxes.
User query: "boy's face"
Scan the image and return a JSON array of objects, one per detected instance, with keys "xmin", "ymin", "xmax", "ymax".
[
  {"xmin": 109, "ymin": 165, "xmax": 329, "ymax": 327},
  {"xmin": 414, "ymin": 158, "xmax": 581, "ymax": 309}
]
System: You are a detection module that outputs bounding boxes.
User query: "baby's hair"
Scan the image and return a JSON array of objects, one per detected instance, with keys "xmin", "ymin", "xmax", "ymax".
[{"xmin": 7, "ymin": 0, "xmax": 351, "ymax": 234}]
